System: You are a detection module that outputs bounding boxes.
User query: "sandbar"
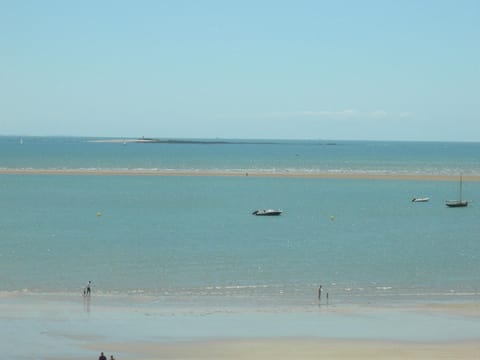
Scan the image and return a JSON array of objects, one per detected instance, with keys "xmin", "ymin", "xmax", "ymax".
[{"xmin": 0, "ymin": 168, "xmax": 479, "ymax": 181}]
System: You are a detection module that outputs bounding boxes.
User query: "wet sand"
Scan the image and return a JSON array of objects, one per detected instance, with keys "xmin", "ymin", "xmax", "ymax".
[{"xmin": 2, "ymin": 293, "xmax": 480, "ymax": 359}]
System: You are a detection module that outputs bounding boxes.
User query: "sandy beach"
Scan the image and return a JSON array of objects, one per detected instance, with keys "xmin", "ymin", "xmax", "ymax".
[
  {"xmin": 1, "ymin": 168, "xmax": 479, "ymax": 181},
  {"xmin": 80, "ymin": 338, "xmax": 480, "ymax": 360},
  {"xmin": 1, "ymin": 293, "xmax": 479, "ymax": 359}
]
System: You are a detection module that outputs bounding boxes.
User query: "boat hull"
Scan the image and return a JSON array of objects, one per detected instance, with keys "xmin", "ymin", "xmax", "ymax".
[
  {"xmin": 252, "ymin": 209, "xmax": 282, "ymax": 216},
  {"xmin": 412, "ymin": 197, "xmax": 430, "ymax": 202},
  {"xmin": 446, "ymin": 201, "xmax": 468, "ymax": 208}
]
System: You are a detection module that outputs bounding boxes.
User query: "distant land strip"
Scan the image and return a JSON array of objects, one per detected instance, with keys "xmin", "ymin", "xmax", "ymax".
[
  {"xmin": 88, "ymin": 138, "xmax": 338, "ymax": 145},
  {"xmin": 89, "ymin": 138, "xmax": 243, "ymax": 144},
  {"xmin": 1, "ymin": 168, "xmax": 479, "ymax": 181}
]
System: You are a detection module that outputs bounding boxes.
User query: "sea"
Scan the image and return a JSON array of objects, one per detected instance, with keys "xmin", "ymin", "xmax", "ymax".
[{"xmin": 1, "ymin": 136, "xmax": 480, "ymax": 308}]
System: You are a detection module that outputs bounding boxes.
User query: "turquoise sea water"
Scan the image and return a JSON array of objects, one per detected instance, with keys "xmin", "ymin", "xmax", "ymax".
[{"xmin": 1, "ymin": 137, "xmax": 479, "ymax": 306}]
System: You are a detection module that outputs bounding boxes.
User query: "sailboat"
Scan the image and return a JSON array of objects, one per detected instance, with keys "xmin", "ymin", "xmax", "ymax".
[{"xmin": 446, "ymin": 175, "xmax": 468, "ymax": 208}]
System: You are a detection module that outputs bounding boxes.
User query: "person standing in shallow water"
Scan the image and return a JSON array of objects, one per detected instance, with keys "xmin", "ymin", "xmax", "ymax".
[
  {"xmin": 318, "ymin": 285, "xmax": 323, "ymax": 303},
  {"xmin": 84, "ymin": 281, "xmax": 92, "ymax": 296},
  {"xmin": 98, "ymin": 352, "xmax": 107, "ymax": 360}
]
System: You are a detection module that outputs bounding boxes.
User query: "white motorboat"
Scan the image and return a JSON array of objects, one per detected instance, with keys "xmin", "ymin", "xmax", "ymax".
[
  {"xmin": 252, "ymin": 209, "xmax": 282, "ymax": 216},
  {"xmin": 412, "ymin": 197, "xmax": 430, "ymax": 202}
]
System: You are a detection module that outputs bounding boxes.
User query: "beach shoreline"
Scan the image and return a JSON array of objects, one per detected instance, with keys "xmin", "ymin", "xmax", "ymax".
[
  {"xmin": 1, "ymin": 168, "xmax": 479, "ymax": 181},
  {"xmin": 2, "ymin": 293, "xmax": 480, "ymax": 359},
  {"xmin": 2, "ymin": 138, "xmax": 480, "ymax": 359}
]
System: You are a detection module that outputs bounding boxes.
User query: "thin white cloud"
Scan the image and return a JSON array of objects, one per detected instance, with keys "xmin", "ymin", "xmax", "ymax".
[
  {"xmin": 399, "ymin": 112, "xmax": 413, "ymax": 118},
  {"xmin": 264, "ymin": 109, "xmax": 413, "ymax": 120},
  {"xmin": 293, "ymin": 109, "xmax": 359, "ymax": 118},
  {"xmin": 371, "ymin": 110, "xmax": 388, "ymax": 118}
]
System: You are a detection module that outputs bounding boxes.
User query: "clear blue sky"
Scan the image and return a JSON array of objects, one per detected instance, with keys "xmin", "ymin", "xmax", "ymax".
[{"xmin": 1, "ymin": 0, "xmax": 479, "ymax": 140}]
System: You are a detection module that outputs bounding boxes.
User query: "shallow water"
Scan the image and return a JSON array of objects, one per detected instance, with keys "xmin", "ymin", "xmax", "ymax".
[{"xmin": 1, "ymin": 137, "xmax": 479, "ymax": 305}]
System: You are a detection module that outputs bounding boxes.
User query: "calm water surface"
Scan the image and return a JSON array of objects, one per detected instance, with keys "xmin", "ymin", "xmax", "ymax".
[{"xmin": 1, "ymin": 137, "xmax": 479, "ymax": 306}]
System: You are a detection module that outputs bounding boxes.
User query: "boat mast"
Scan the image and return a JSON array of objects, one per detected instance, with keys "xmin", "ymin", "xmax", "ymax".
[{"xmin": 459, "ymin": 175, "xmax": 463, "ymax": 201}]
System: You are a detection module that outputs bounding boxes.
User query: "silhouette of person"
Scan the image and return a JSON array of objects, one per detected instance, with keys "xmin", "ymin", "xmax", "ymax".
[{"xmin": 84, "ymin": 281, "xmax": 92, "ymax": 296}]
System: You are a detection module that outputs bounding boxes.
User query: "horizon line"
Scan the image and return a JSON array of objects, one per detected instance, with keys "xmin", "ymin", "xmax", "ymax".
[{"xmin": 0, "ymin": 134, "xmax": 479, "ymax": 144}]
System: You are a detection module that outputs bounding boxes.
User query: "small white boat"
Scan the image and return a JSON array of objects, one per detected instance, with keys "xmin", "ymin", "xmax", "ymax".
[
  {"xmin": 412, "ymin": 197, "xmax": 430, "ymax": 202},
  {"xmin": 252, "ymin": 209, "xmax": 282, "ymax": 216}
]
